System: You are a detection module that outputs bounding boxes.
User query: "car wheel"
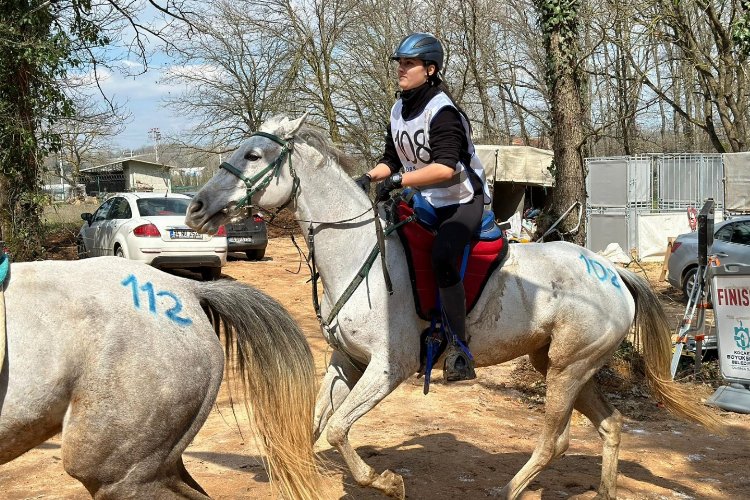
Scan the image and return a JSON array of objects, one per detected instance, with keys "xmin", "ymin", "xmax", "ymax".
[
  {"xmin": 246, "ymin": 248, "xmax": 266, "ymax": 260},
  {"xmin": 200, "ymin": 267, "xmax": 221, "ymax": 281},
  {"xmin": 76, "ymin": 238, "xmax": 88, "ymax": 259},
  {"xmin": 682, "ymin": 267, "xmax": 699, "ymax": 299},
  {"xmin": 115, "ymin": 246, "xmax": 125, "ymax": 258}
]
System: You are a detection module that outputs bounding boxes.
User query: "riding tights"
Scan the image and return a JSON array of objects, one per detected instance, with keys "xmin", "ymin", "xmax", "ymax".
[
  {"xmin": 431, "ymin": 193, "xmax": 484, "ymax": 288},
  {"xmin": 431, "ymin": 193, "xmax": 483, "ymax": 344}
]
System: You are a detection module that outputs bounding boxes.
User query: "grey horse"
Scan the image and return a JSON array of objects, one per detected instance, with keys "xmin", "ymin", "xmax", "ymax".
[
  {"xmin": 186, "ymin": 115, "xmax": 721, "ymax": 499},
  {"xmin": 0, "ymin": 256, "xmax": 324, "ymax": 499}
]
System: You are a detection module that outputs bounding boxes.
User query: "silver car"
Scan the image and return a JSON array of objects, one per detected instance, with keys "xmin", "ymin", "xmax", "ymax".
[{"xmin": 666, "ymin": 215, "xmax": 750, "ymax": 298}]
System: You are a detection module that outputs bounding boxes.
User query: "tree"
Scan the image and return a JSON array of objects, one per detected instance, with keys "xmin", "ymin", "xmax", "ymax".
[
  {"xmin": 0, "ymin": 0, "xmax": 190, "ymax": 260},
  {"xmin": 626, "ymin": 0, "xmax": 749, "ymax": 152},
  {"xmin": 533, "ymin": 0, "xmax": 588, "ymax": 245},
  {"xmin": 55, "ymin": 94, "xmax": 127, "ymax": 176},
  {"xmin": 162, "ymin": 0, "xmax": 302, "ymax": 146},
  {"xmin": 0, "ymin": 1, "xmax": 95, "ymax": 259}
]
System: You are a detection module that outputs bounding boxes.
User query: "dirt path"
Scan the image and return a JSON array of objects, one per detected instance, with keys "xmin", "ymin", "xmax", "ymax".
[{"xmin": 2, "ymin": 238, "xmax": 750, "ymax": 499}]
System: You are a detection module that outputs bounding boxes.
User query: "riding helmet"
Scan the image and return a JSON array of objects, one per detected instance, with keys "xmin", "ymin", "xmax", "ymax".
[{"xmin": 391, "ymin": 33, "xmax": 444, "ymax": 70}]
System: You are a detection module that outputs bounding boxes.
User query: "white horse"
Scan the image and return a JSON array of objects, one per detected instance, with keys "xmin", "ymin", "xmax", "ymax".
[
  {"xmin": 186, "ymin": 115, "xmax": 720, "ymax": 499},
  {"xmin": 0, "ymin": 256, "xmax": 323, "ymax": 499}
]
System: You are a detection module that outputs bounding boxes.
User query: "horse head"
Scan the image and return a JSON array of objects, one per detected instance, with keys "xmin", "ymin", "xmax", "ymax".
[{"xmin": 186, "ymin": 114, "xmax": 309, "ymax": 234}]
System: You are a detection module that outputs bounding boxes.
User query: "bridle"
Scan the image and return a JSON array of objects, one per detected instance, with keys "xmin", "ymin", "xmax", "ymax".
[
  {"xmin": 219, "ymin": 131, "xmax": 299, "ymax": 210},
  {"xmin": 217, "ymin": 129, "xmax": 406, "ymax": 372}
]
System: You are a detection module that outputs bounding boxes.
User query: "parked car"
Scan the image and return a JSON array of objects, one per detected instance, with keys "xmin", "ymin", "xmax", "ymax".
[
  {"xmin": 183, "ymin": 192, "xmax": 268, "ymax": 260},
  {"xmin": 77, "ymin": 192, "xmax": 227, "ymax": 280},
  {"xmin": 666, "ymin": 215, "xmax": 750, "ymax": 298},
  {"xmin": 225, "ymin": 212, "xmax": 268, "ymax": 260}
]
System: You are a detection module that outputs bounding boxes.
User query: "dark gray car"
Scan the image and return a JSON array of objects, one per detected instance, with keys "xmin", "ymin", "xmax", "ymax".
[
  {"xmin": 225, "ymin": 212, "xmax": 268, "ymax": 260},
  {"xmin": 666, "ymin": 215, "xmax": 750, "ymax": 298},
  {"xmin": 183, "ymin": 192, "xmax": 268, "ymax": 260}
]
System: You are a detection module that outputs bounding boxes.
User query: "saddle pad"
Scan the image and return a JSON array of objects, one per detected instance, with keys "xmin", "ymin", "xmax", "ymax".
[
  {"xmin": 0, "ymin": 253, "xmax": 8, "ymax": 373},
  {"xmin": 395, "ymin": 202, "xmax": 508, "ymax": 321}
]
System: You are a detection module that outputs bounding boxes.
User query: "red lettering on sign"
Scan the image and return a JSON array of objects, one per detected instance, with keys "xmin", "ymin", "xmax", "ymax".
[
  {"xmin": 729, "ymin": 289, "xmax": 738, "ymax": 305},
  {"xmin": 714, "ymin": 287, "xmax": 750, "ymax": 306}
]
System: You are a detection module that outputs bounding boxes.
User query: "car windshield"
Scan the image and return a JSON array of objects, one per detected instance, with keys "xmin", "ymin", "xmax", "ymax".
[{"xmin": 136, "ymin": 198, "xmax": 190, "ymax": 217}]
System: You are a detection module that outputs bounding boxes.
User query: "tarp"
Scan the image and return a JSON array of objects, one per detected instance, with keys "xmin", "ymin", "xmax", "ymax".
[
  {"xmin": 475, "ymin": 145, "xmax": 554, "ymax": 186},
  {"xmin": 636, "ymin": 211, "xmax": 723, "ymax": 261},
  {"xmin": 723, "ymin": 152, "xmax": 750, "ymax": 214}
]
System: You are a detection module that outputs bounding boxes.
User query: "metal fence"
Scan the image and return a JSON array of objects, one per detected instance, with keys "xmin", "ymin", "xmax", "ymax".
[{"xmin": 585, "ymin": 153, "xmax": 724, "ymax": 258}]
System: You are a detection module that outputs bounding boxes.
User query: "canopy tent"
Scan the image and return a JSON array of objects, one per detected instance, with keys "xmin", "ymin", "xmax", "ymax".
[{"xmin": 474, "ymin": 145, "xmax": 554, "ymax": 187}]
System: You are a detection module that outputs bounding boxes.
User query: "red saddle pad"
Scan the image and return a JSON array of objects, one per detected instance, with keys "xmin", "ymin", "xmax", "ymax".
[{"xmin": 395, "ymin": 202, "xmax": 508, "ymax": 321}]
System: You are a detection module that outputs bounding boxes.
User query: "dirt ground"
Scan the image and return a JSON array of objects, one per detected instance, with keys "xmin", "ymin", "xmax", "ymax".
[{"xmin": 2, "ymin": 237, "xmax": 750, "ymax": 499}]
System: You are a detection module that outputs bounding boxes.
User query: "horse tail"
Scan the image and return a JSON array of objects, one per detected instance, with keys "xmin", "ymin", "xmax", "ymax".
[
  {"xmin": 617, "ymin": 268, "xmax": 723, "ymax": 433},
  {"xmin": 195, "ymin": 280, "xmax": 324, "ymax": 500}
]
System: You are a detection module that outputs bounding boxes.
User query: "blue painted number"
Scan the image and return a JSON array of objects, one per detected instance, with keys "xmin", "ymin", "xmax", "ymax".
[
  {"xmin": 157, "ymin": 290, "xmax": 193, "ymax": 327},
  {"xmin": 579, "ymin": 254, "xmax": 621, "ymax": 289},
  {"xmin": 121, "ymin": 274, "xmax": 193, "ymax": 326}
]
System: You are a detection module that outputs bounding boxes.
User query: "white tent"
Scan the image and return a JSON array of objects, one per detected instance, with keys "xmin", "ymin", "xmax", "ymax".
[{"xmin": 474, "ymin": 145, "xmax": 554, "ymax": 187}]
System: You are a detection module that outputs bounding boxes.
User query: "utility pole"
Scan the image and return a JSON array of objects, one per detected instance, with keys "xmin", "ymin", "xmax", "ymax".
[{"xmin": 149, "ymin": 128, "xmax": 161, "ymax": 163}]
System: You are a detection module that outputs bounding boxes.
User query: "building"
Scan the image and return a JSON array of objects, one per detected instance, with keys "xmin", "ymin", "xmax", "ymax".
[{"xmin": 78, "ymin": 159, "xmax": 177, "ymax": 195}]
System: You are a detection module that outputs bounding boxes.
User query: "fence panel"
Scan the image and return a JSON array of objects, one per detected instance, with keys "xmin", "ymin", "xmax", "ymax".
[{"xmin": 585, "ymin": 153, "xmax": 724, "ymax": 259}]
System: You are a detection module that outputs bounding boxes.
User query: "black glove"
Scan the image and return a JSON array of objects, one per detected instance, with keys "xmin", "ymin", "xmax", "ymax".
[
  {"xmin": 354, "ymin": 173, "xmax": 371, "ymax": 192},
  {"xmin": 376, "ymin": 173, "xmax": 403, "ymax": 202}
]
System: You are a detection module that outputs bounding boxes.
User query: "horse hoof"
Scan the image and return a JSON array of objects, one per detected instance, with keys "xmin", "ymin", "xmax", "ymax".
[{"xmin": 372, "ymin": 469, "xmax": 405, "ymax": 499}]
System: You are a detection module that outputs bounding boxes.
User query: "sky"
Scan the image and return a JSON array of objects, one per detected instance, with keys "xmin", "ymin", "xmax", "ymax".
[
  {"xmin": 87, "ymin": 6, "xmax": 193, "ymax": 152},
  {"xmin": 94, "ymin": 56, "xmax": 186, "ymax": 152}
]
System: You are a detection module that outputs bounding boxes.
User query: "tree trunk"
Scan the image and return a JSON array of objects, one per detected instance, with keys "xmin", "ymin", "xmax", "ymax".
[
  {"xmin": 536, "ymin": 0, "xmax": 587, "ymax": 246},
  {"xmin": 1, "ymin": 43, "xmax": 45, "ymax": 259}
]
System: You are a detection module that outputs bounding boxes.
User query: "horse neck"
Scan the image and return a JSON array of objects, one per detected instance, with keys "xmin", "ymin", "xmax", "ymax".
[{"xmin": 292, "ymin": 148, "xmax": 379, "ymax": 295}]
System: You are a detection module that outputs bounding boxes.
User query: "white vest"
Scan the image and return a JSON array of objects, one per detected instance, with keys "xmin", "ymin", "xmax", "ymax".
[{"xmin": 390, "ymin": 91, "xmax": 491, "ymax": 208}]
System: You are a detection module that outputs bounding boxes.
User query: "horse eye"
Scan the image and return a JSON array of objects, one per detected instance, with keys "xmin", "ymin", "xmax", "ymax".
[{"xmin": 244, "ymin": 152, "xmax": 261, "ymax": 162}]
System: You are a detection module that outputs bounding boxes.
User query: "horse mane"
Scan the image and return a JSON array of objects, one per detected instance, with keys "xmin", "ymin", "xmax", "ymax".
[{"xmin": 295, "ymin": 125, "xmax": 360, "ymax": 175}]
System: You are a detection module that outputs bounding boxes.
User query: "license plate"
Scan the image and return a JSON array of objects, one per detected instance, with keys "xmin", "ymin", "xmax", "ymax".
[
  {"xmin": 229, "ymin": 237, "xmax": 253, "ymax": 243},
  {"xmin": 170, "ymin": 229, "xmax": 202, "ymax": 240}
]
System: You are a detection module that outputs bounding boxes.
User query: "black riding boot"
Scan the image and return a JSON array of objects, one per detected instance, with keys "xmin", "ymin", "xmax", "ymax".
[{"xmin": 440, "ymin": 282, "xmax": 476, "ymax": 382}]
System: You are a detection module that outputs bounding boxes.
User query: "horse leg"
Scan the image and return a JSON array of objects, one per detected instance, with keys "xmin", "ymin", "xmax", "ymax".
[
  {"xmin": 61, "ymin": 354, "xmax": 223, "ymax": 499},
  {"xmin": 572, "ymin": 379, "xmax": 623, "ymax": 500},
  {"xmin": 325, "ymin": 358, "xmax": 408, "ymax": 499},
  {"xmin": 527, "ymin": 346, "xmax": 573, "ymax": 459},
  {"xmin": 529, "ymin": 344, "xmax": 623, "ymax": 499},
  {"xmin": 499, "ymin": 363, "xmax": 587, "ymax": 499},
  {"xmin": 314, "ymin": 351, "xmax": 363, "ymax": 440},
  {"xmin": 177, "ymin": 456, "xmax": 210, "ymax": 497}
]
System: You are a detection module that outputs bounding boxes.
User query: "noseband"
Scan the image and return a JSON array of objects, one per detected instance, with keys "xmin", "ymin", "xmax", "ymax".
[{"xmin": 219, "ymin": 131, "xmax": 298, "ymax": 210}]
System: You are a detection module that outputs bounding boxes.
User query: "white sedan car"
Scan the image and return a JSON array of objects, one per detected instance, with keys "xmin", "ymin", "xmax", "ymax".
[{"xmin": 77, "ymin": 192, "xmax": 227, "ymax": 280}]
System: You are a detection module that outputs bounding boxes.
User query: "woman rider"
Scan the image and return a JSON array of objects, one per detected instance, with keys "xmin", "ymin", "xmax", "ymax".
[{"xmin": 355, "ymin": 33, "xmax": 491, "ymax": 382}]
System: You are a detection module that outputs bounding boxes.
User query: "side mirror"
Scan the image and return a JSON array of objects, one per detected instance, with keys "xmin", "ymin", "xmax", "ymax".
[{"xmin": 81, "ymin": 213, "xmax": 93, "ymax": 225}]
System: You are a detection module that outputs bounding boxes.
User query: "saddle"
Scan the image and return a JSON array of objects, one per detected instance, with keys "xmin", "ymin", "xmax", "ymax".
[{"xmin": 394, "ymin": 192, "xmax": 508, "ymax": 321}]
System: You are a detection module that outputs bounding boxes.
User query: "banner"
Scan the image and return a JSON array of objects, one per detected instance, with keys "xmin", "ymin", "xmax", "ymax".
[{"xmin": 710, "ymin": 265, "xmax": 750, "ymax": 382}]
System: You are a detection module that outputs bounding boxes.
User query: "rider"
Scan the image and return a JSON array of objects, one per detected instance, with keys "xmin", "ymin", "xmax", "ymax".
[{"xmin": 354, "ymin": 33, "xmax": 491, "ymax": 382}]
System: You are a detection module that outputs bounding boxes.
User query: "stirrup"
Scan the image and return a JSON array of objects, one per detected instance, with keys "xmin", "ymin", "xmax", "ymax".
[{"xmin": 444, "ymin": 344, "xmax": 476, "ymax": 382}]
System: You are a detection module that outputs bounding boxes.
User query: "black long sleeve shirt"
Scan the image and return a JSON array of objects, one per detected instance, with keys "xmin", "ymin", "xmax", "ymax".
[{"xmin": 379, "ymin": 83, "xmax": 469, "ymax": 174}]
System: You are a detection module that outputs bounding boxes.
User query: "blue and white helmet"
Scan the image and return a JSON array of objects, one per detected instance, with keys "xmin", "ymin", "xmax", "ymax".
[{"xmin": 390, "ymin": 33, "xmax": 444, "ymax": 70}]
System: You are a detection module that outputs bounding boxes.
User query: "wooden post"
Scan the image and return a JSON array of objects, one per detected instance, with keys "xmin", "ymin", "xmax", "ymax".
[{"xmin": 659, "ymin": 237, "xmax": 676, "ymax": 282}]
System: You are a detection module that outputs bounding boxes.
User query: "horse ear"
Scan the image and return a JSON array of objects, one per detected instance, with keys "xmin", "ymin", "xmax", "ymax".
[{"xmin": 277, "ymin": 112, "xmax": 309, "ymax": 139}]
